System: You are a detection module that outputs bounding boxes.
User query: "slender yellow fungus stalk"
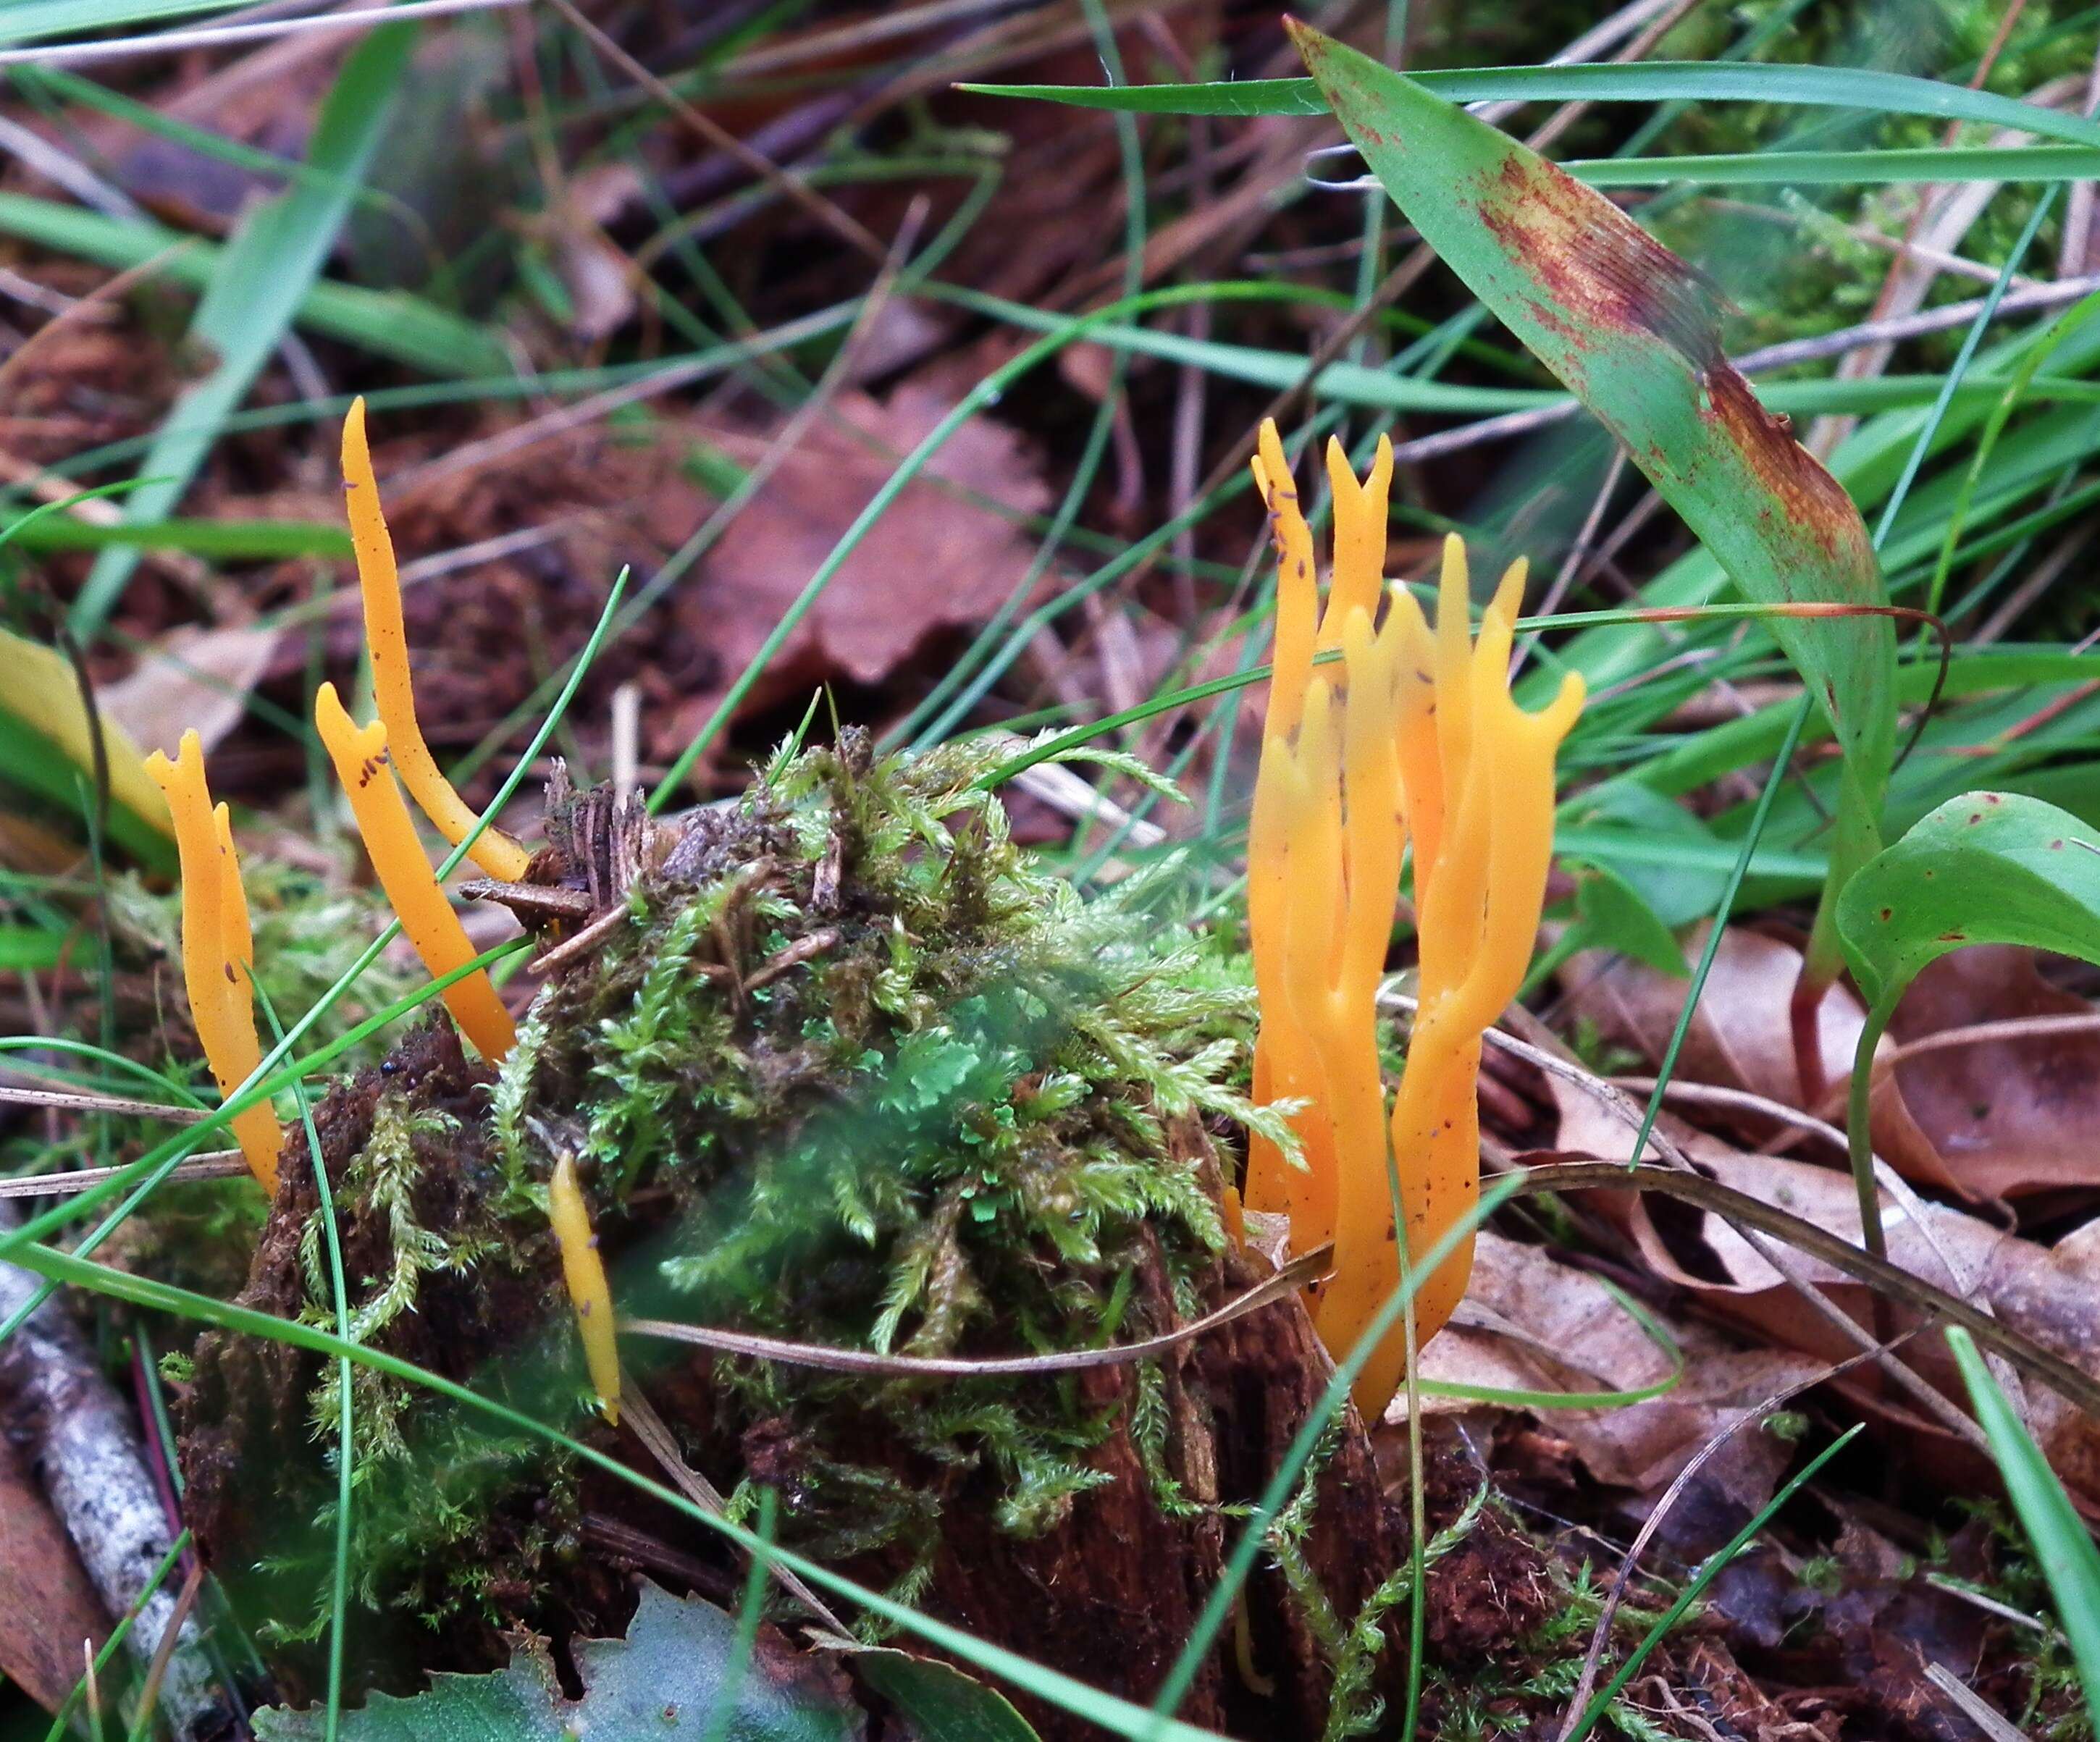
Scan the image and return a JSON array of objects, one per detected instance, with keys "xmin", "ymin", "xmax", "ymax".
[
  {"xmin": 547, "ymin": 1153, "xmax": 620, "ymax": 1425},
  {"xmin": 143, "ymin": 732, "xmax": 281, "ymax": 1193},
  {"xmin": 341, "ymin": 397, "xmax": 532, "ymax": 884},
  {"xmin": 1242, "ymin": 419, "xmax": 1582, "ymax": 1422},
  {"xmin": 314, "ymin": 683, "xmax": 517, "ymax": 1063}
]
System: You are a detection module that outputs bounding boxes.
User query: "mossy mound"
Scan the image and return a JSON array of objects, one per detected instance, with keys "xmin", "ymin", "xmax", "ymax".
[{"xmin": 180, "ymin": 733, "xmax": 1398, "ymax": 1731}]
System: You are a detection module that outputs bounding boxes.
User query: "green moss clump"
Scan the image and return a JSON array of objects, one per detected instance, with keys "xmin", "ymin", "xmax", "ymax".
[{"xmin": 183, "ymin": 730, "xmax": 1282, "ymax": 1685}]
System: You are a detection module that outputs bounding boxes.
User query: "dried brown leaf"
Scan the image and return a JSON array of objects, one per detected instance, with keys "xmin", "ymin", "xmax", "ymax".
[
  {"xmin": 1885, "ymin": 945, "xmax": 2100, "ymax": 1200},
  {"xmin": 0, "ymin": 1430, "xmax": 108, "ymax": 1713},
  {"xmin": 660, "ymin": 386, "xmax": 1050, "ymax": 759}
]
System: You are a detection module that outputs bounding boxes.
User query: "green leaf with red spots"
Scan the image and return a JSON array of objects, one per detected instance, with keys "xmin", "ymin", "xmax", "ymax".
[
  {"xmin": 1836, "ymin": 792, "xmax": 2100, "ymax": 1010},
  {"xmin": 1288, "ymin": 20, "xmax": 1896, "ymax": 975}
]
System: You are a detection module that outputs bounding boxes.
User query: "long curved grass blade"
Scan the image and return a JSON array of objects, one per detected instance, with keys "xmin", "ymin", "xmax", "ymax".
[
  {"xmin": 961, "ymin": 61, "xmax": 2100, "ymax": 150},
  {"xmin": 1946, "ymin": 1328, "xmax": 2100, "ymax": 1708}
]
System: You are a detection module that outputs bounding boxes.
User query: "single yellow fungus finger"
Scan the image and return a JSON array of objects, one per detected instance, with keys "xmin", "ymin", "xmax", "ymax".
[
  {"xmin": 143, "ymin": 733, "xmax": 282, "ymax": 1193},
  {"xmin": 1244, "ymin": 418, "xmax": 1324, "ymax": 1215},
  {"xmin": 547, "ymin": 1153, "xmax": 620, "ymax": 1426},
  {"xmin": 341, "ymin": 397, "xmax": 531, "ymax": 884},
  {"xmin": 314, "ymin": 682, "xmax": 518, "ymax": 1063},
  {"xmin": 1338, "ymin": 607, "xmax": 1404, "ymax": 1008},
  {"xmin": 214, "ymin": 802, "xmax": 253, "ymax": 993},
  {"xmin": 1276, "ymin": 689, "xmax": 1346, "ymax": 1245}
]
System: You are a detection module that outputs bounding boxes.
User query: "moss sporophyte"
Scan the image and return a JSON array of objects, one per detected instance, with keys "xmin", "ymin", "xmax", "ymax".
[{"xmin": 1241, "ymin": 418, "xmax": 1583, "ymax": 1423}]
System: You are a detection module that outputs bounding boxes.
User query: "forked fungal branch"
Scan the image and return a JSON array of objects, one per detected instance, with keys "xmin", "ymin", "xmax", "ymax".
[
  {"xmin": 143, "ymin": 730, "xmax": 282, "ymax": 1193},
  {"xmin": 1242, "ymin": 418, "xmax": 1583, "ymax": 1423}
]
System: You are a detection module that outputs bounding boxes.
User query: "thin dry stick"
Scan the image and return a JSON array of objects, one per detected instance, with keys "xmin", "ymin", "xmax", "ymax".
[
  {"xmin": 130, "ymin": 1560, "xmax": 207, "ymax": 1740},
  {"xmin": 0, "ymin": 1156, "xmax": 248, "ymax": 1199},
  {"xmin": 619, "ymin": 1388, "xmax": 851, "ymax": 1634},
  {"xmin": 546, "ymin": 0, "xmax": 884, "ymax": 265},
  {"xmin": 0, "ymin": 0, "xmax": 529, "ymax": 68},
  {"xmin": 0, "ymin": 1202, "xmax": 219, "ymax": 1738},
  {"xmin": 1923, "ymin": 1665, "xmax": 2029, "ymax": 1742},
  {"xmin": 1505, "ymin": 1163, "xmax": 2100, "ymax": 1422},
  {"xmin": 1554, "ymin": 1337, "xmax": 1905, "ymax": 1742},
  {"xmin": 1878, "ymin": 1009, "xmax": 2100, "ymax": 1068},
  {"xmin": 0, "ymin": 1080, "xmax": 207, "ymax": 1124},
  {"xmin": 623, "ymin": 1247, "xmax": 1330, "ymax": 1378}
]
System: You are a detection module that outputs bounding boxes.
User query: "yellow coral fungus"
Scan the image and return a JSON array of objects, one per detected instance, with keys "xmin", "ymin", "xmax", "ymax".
[
  {"xmin": 547, "ymin": 1153, "xmax": 620, "ymax": 1425},
  {"xmin": 143, "ymin": 731, "xmax": 282, "ymax": 1193},
  {"xmin": 341, "ymin": 397, "xmax": 532, "ymax": 884},
  {"xmin": 1242, "ymin": 420, "xmax": 1582, "ymax": 1422},
  {"xmin": 314, "ymin": 682, "xmax": 518, "ymax": 1063}
]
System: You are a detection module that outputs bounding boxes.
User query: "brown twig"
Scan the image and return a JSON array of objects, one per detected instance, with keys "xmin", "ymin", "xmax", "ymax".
[
  {"xmin": 1503, "ymin": 1162, "xmax": 2100, "ymax": 1421},
  {"xmin": 623, "ymin": 1246, "xmax": 1331, "ymax": 1378}
]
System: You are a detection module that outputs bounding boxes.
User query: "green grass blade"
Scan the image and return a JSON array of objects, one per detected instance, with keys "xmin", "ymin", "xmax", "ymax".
[
  {"xmin": 70, "ymin": 20, "xmax": 419, "ymax": 638},
  {"xmin": 1562, "ymin": 1425, "xmax": 1865, "ymax": 1742},
  {"xmin": 1946, "ymin": 1326, "xmax": 2100, "ymax": 1707},
  {"xmin": 962, "ymin": 62, "xmax": 2100, "ymax": 149},
  {"xmin": 1, "ymin": 0, "xmax": 240, "ymax": 47}
]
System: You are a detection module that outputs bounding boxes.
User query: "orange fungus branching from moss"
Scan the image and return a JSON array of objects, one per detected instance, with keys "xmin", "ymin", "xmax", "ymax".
[
  {"xmin": 341, "ymin": 397, "xmax": 532, "ymax": 885},
  {"xmin": 314, "ymin": 682, "xmax": 518, "ymax": 1064},
  {"xmin": 1242, "ymin": 419, "xmax": 1583, "ymax": 1423},
  {"xmin": 547, "ymin": 1153, "xmax": 620, "ymax": 1425},
  {"xmin": 143, "ymin": 731, "xmax": 282, "ymax": 1194}
]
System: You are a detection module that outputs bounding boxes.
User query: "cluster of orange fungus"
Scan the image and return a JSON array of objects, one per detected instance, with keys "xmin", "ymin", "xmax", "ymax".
[
  {"xmin": 1241, "ymin": 419, "xmax": 1584, "ymax": 1424},
  {"xmin": 143, "ymin": 731, "xmax": 282, "ymax": 1194},
  {"xmin": 314, "ymin": 683, "xmax": 517, "ymax": 1064},
  {"xmin": 341, "ymin": 398, "xmax": 531, "ymax": 885}
]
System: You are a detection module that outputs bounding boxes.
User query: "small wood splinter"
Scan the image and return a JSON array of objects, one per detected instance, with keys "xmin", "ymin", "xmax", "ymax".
[
  {"xmin": 342, "ymin": 396, "xmax": 532, "ymax": 884},
  {"xmin": 1243, "ymin": 418, "xmax": 1584, "ymax": 1423},
  {"xmin": 314, "ymin": 683, "xmax": 518, "ymax": 1064},
  {"xmin": 143, "ymin": 730, "xmax": 282, "ymax": 1194}
]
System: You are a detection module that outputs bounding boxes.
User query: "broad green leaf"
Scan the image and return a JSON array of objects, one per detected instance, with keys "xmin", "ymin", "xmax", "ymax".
[
  {"xmin": 1946, "ymin": 1327, "xmax": 2100, "ymax": 1709},
  {"xmin": 1569, "ymin": 862, "xmax": 1688, "ymax": 977},
  {"xmin": 961, "ymin": 62, "xmax": 2100, "ymax": 150},
  {"xmin": 0, "ymin": 624, "xmax": 173, "ymax": 866},
  {"xmin": 253, "ymin": 1583, "xmax": 860, "ymax": 1741},
  {"xmin": 70, "ymin": 20, "xmax": 419, "ymax": 638},
  {"xmin": 1835, "ymin": 791, "xmax": 2100, "ymax": 1009},
  {"xmin": 1291, "ymin": 23, "xmax": 1895, "ymax": 978},
  {"xmin": 853, "ymin": 1649, "xmax": 1044, "ymax": 1742}
]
